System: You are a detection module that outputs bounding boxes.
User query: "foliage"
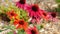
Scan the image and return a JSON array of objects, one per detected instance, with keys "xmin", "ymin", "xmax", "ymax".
[{"xmin": 55, "ymin": 0, "xmax": 60, "ymax": 3}]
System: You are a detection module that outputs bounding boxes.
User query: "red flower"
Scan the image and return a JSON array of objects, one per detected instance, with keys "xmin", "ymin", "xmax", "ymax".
[
  {"xmin": 26, "ymin": 26, "xmax": 39, "ymax": 34},
  {"xmin": 26, "ymin": 4, "xmax": 46, "ymax": 23},
  {"xmin": 41, "ymin": 11, "xmax": 49, "ymax": 21},
  {"xmin": 16, "ymin": 0, "xmax": 28, "ymax": 10},
  {"xmin": 6, "ymin": 10, "xmax": 18, "ymax": 19},
  {"xmin": 14, "ymin": 19, "xmax": 28, "ymax": 30}
]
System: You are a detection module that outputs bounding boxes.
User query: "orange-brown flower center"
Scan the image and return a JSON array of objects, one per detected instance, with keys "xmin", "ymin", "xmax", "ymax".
[
  {"xmin": 32, "ymin": 5, "xmax": 39, "ymax": 12},
  {"xmin": 11, "ymin": 13, "xmax": 15, "ymax": 16},
  {"xmin": 19, "ymin": 21, "xmax": 24, "ymax": 25},
  {"xmin": 31, "ymin": 29, "xmax": 36, "ymax": 34},
  {"xmin": 19, "ymin": 0, "xmax": 25, "ymax": 4}
]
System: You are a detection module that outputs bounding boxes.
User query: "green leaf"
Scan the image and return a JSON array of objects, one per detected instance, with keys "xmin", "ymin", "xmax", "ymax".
[
  {"xmin": 0, "ymin": 30, "xmax": 3, "ymax": 32},
  {"xmin": 7, "ymin": 31, "xmax": 13, "ymax": 34},
  {"xmin": 17, "ymin": 29, "xmax": 25, "ymax": 34},
  {"xmin": 10, "ymin": 25, "xmax": 16, "ymax": 30},
  {"xmin": 37, "ymin": 25, "xmax": 43, "ymax": 30},
  {"xmin": 4, "ymin": 25, "xmax": 16, "ymax": 30},
  {"xmin": 55, "ymin": 0, "xmax": 60, "ymax": 3},
  {"xmin": 19, "ymin": 9, "xmax": 29, "ymax": 21},
  {"xmin": 10, "ymin": 18, "xmax": 14, "ymax": 25},
  {"xmin": 0, "ymin": 10, "xmax": 2, "ymax": 14},
  {"xmin": 40, "ymin": 25, "xmax": 43, "ymax": 29},
  {"xmin": 37, "ymin": 25, "xmax": 41, "ymax": 30},
  {"xmin": 3, "ymin": 7, "xmax": 8, "ymax": 12}
]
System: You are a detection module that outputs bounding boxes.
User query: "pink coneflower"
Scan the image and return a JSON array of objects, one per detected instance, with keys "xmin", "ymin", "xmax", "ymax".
[
  {"xmin": 50, "ymin": 12, "xmax": 56, "ymax": 18},
  {"xmin": 48, "ymin": 12, "xmax": 57, "ymax": 22},
  {"xmin": 26, "ymin": 4, "xmax": 41, "ymax": 17},
  {"xmin": 48, "ymin": 12, "xmax": 57, "ymax": 19},
  {"xmin": 16, "ymin": 0, "xmax": 28, "ymax": 10},
  {"xmin": 26, "ymin": 4, "xmax": 46, "ymax": 23},
  {"xmin": 26, "ymin": 26, "xmax": 39, "ymax": 34}
]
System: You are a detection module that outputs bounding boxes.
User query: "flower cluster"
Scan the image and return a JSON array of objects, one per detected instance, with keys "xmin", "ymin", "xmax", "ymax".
[{"xmin": 0, "ymin": 0, "xmax": 57, "ymax": 34}]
